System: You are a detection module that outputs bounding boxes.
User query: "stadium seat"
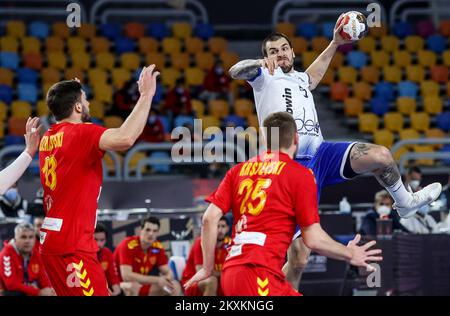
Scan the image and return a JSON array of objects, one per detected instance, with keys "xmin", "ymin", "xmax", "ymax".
[
  {"xmin": 45, "ymin": 36, "xmax": 64, "ymax": 53},
  {"xmin": 347, "ymin": 51, "xmax": 368, "ymax": 69},
  {"xmin": 425, "ymin": 128, "xmax": 446, "ymax": 149},
  {"xmin": 145, "ymin": 52, "xmax": 165, "ymax": 69},
  {"xmin": 374, "ymin": 82, "xmax": 394, "ymax": 101},
  {"xmin": 426, "ymin": 34, "xmax": 446, "ymax": 54},
  {"xmin": 343, "ymin": 97, "xmax": 364, "ymax": 117},
  {"xmin": 0, "ymin": 101, "xmax": 7, "ymax": 121},
  {"xmin": 0, "ymin": 68, "xmax": 13, "ymax": 86},
  {"xmin": 138, "ymin": 37, "xmax": 159, "ymax": 54},
  {"xmin": 357, "ymin": 36, "xmax": 376, "ymax": 54},
  {"xmin": 156, "ymin": 115, "xmax": 171, "ymax": 133},
  {"xmin": 89, "ymin": 100, "xmax": 105, "ymax": 120},
  {"xmin": 77, "ymin": 23, "xmax": 96, "ymax": 39},
  {"xmin": 321, "ymin": 68, "xmax": 334, "ymax": 86},
  {"xmin": 223, "ymin": 114, "xmax": 246, "ymax": 128},
  {"xmin": 160, "ymin": 68, "xmax": 180, "ymax": 88},
  {"xmin": 370, "ymin": 97, "xmax": 390, "ymax": 116},
  {"xmin": 0, "ymin": 36, "xmax": 19, "ymax": 52},
  {"xmin": 47, "ymin": 52, "xmax": 67, "ymax": 70},
  {"xmin": 383, "ymin": 65, "xmax": 402, "ymax": 83},
  {"xmin": 297, "ymin": 22, "xmax": 317, "ymax": 40},
  {"xmin": 311, "ymin": 36, "xmax": 329, "ymax": 53},
  {"xmin": 67, "ymin": 37, "xmax": 87, "ymax": 54},
  {"xmin": 174, "ymin": 115, "xmax": 195, "ymax": 128},
  {"xmin": 185, "ymin": 67, "xmax": 205, "ymax": 86},
  {"xmin": 393, "ymin": 50, "xmax": 412, "ymax": 68},
  {"xmin": 447, "ymin": 82, "xmax": 450, "ymax": 98},
  {"xmin": 381, "ymin": 35, "xmax": 400, "ymax": 53},
  {"xmin": 396, "ymin": 97, "xmax": 417, "ymax": 115},
  {"xmin": 406, "ymin": 65, "xmax": 425, "ymax": 83},
  {"xmin": 330, "ymin": 51, "xmax": 344, "ymax": 69},
  {"xmin": 404, "ymin": 36, "xmax": 425, "ymax": 53},
  {"xmin": 185, "ymin": 37, "xmax": 204, "ymax": 55},
  {"xmin": 199, "ymin": 115, "xmax": 220, "ymax": 131},
  {"xmin": 234, "ymin": 99, "xmax": 254, "ymax": 118},
  {"xmin": 321, "ymin": 22, "xmax": 335, "ymax": 40},
  {"xmin": 370, "ymin": 50, "xmax": 390, "ymax": 68},
  {"xmin": 423, "ymin": 96, "xmax": 443, "ymax": 115},
  {"xmin": 42, "ymin": 83, "xmax": 54, "ymax": 97},
  {"xmin": 194, "ymin": 23, "xmax": 214, "ymax": 41},
  {"xmin": 88, "ymin": 68, "xmax": 108, "ymax": 85},
  {"xmin": 18, "ymin": 83, "xmax": 38, "ymax": 103},
  {"xmin": 393, "ymin": 146, "xmax": 410, "ymax": 162},
  {"xmin": 436, "ymin": 112, "xmax": 450, "ymax": 132},
  {"xmin": 410, "ymin": 112, "xmax": 430, "ymax": 132},
  {"xmin": 162, "ymin": 37, "xmax": 181, "ymax": 54},
  {"xmin": 330, "ymin": 82, "xmax": 349, "ymax": 101},
  {"xmin": 171, "ymin": 52, "xmax": 190, "ymax": 70},
  {"xmin": 276, "ymin": 22, "xmax": 295, "ymax": 37},
  {"xmin": 104, "ymin": 116, "xmax": 124, "ymax": 128},
  {"xmin": 91, "ymin": 37, "xmax": 111, "ymax": 54},
  {"xmin": 439, "ymin": 20, "xmax": 450, "ymax": 37},
  {"xmin": 338, "ymin": 66, "xmax": 357, "ymax": 84},
  {"xmin": 220, "ymin": 51, "xmax": 239, "ymax": 72},
  {"xmin": 21, "ymin": 37, "xmax": 41, "ymax": 54},
  {"xmin": 95, "ymin": 52, "xmax": 116, "ymax": 70},
  {"xmin": 195, "ymin": 52, "xmax": 215, "ymax": 71},
  {"xmin": 399, "ymin": 128, "xmax": 420, "ymax": 141},
  {"xmin": 120, "ymin": 52, "xmax": 141, "ymax": 71},
  {"xmin": 416, "ymin": 20, "xmax": 436, "ymax": 38},
  {"xmin": 383, "ymin": 112, "xmax": 404, "ymax": 132},
  {"xmin": 208, "ymin": 37, "xmax": 228, "ymax": 55},
  {"xmin": 374, "ymin": 129, "xmax": 394, "ymax": 148},
  {"xmin": 290, "ymin": 37, "xmax": 308, "ymax": 55},
  {"xmin": 147, "ymin": 22, "xmax": 170, "ymax": 40},
  {"xmin": 52, "ymin": 21, "xmax": 71, "ymax": 39},
  {"xmin": 302, "ymin": 51, "xmax": 319, "ymax": 68},
  {"xmin": 417, "ymin": 50, "xmax": 437, "ymax": 67},
  {"xmin": 23, "ymin": 53, "xmax": 43, "ymax": 70},
  {"xmin": 41, "ymin": 68, "xmax": 60, "ymax": 84},
  {"xmin": 124, "ymin": 22, "xmax": 145, "ymax": 40},
  {"xmin": 358, "ymin": 113, "xmax": 379, "ymax": 133},
  {"xmin": 148, "ymin": 152, "xmax": 171, "ymax": 174},
  {"xmin": 352, "ymin": 82, "xmax": 372, "ymax": 101},
  {"xmin": 8, "ymin": 118, "xmax": 27, "ymax": 136},
  {"xmin": 393, "ymin": 21, "xmax": 413, "ymax": 39},
  {"xmin": 430, "ymin": 65, "xmax": 448, "ymax": 83},
  {"xmin": 11, "ymin": 101, "xmax": 32, "ymax": 119},
  {"xmin": 0, "ymin": 52, "xmax": 19, "ymax": 70},
  {"xmin": 17, "ymin": 68, "xmax": 38, "ymax": 84},
  {"xmin": 398, "ymin": 81, "xmax": 418, "ymax": 98},
  {"xmin": 29, "ymin": 21, "xmax": 50, "ymax": 39},
  {"xmin": 115, "ymin": 37, "xmax": 135, "ymax": 54},
  {"xmin": 99, "ymin": 23, "xmax": 122, "ymax": 40},
  {"xmin": 412, "ymin": 145, "xmax": 435, "ymax": 166},
  {"xmin": 6, "ymin": 21, "xmax": 25, "ymax": 38},
  {"xmin": 369, "ymin": 24, "xmax": 388, "ymax": 38},
  {"xmin": 0, "ymin": 85, "xmax": 13, "ymax": 104},
  {"xmin": 420, "ymin": 80, "xmax": 440, "ymax": 97},
  {"xmin": 247, "ymin": 114, "xmax": 259, "ymax": 129},
  {"xmin": 71, "ymin": 52, "xmax": 91, "ymax": 70},
  {"xmin": 93, "ymin": 84, "xmax": 113, "ymax": 103},
  {"xmin": 360, "ymin": 66, "xmax": 380, "ymax": 84},
  {"xmin": 64, "ymin": 68, "xmax": 85, "ymax": 82},
  {"xmin": 191, "ymin": 99, "xmax": 205, "ymax": 118},
  {"xmin": 172, "ymin": 22, "xmax": 192, "ymax": 39},
  {"xmin": 111, "ymin": 68, "xmax": 131, "ymax": 89},
  {"xmin": 209, "ymin": 99, "xmax": 229, "ymax": 119}
]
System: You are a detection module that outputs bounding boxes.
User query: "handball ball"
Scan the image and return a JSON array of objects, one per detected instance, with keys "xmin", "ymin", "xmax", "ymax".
[{"xmin": 337, "ymin": 11, "xmax": 368, "ymax": 41}]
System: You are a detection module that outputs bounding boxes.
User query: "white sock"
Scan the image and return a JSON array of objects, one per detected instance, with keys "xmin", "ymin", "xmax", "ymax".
[{"xmin": 385, "ymin": 178, "xmax": 413, "ymax": 206}]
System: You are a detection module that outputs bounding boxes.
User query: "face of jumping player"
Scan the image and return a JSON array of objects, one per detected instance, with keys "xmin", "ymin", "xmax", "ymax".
[
  {"xmin": 217, "ymin": 219, "xmax": 229, "ymax": 242},
  {"xmin": 94, "ymin": 231, "xmax": 107, "ymax": 249},
  {"xmin": 265, "ymin": 37, "xmax": 295, "ymax": 73},
  {"xmin": 76, "ymin": 90, "xmax": 91, "ymax": 122},
  {"xmin": 140, "ymin": 222, "xmax": 159, "ymax": 245},
  {"xmin": 15, "ymin": 229, "xmax": 35, "ymax": 254}
]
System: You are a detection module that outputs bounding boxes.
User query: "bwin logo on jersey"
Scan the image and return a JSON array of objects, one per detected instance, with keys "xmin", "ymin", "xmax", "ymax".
[
  {"xmin": 295, "ymin": 108, "xmax": 320, "ymax": 134},
  {"xmin": 283, "ymin": 88, "xmax": 293, "ymax": 114}
]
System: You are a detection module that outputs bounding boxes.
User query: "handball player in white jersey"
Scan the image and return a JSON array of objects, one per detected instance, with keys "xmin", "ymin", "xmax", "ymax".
[{"xmin": 229, "ymin": 18, "xmax": 442, "ymax": 289}]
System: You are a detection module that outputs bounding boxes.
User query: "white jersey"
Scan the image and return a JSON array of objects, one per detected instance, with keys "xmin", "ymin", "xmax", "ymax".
[{"xmin": 248, "ymin": 67, "xmax": 323, "ymax": 159}]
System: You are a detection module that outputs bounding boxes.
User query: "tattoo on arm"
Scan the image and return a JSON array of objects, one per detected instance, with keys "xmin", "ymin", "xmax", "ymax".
[
  {"xmin": 229, "ymin": 59, "xmax": 261, "ymax": 80},
  {"xmin": 350, "ymin": 143, "xmax": 371, "ymax": 161},
  {"xmin": 375, "ymin": 163, "xmax": 401, "ymax": 187}
]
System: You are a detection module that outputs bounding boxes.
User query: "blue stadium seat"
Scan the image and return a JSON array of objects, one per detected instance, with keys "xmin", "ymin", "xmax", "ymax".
[
  {"xmin": 149, "ymin": 151, "xmax": 171, "ymax": 173},
  {"xmin": 17, "ymin": 68, "xmax": 38, "ymax": 84},
  {"xmin": 296, "ymin": 22, "xmax": 317, "ymax": 40},
  {"xmin": 436, "ymin": 112, "xmax": 450, "ymax": 132},
  {"xmin": 147, "ymin": 22, "xmax": 170, "ymax": 40},
  {"xmin": 29, "ymin": 156, "xmax": 41, "ymax": 176},
  {"xmin": 0, "ymin": 52, "xmax": 19, "ymax": 70},
  {"xmin": 152, "ymin": 83, "xmax": 163, "ymax": 105},
  {"xmin": 397, "ymin": 81, "xmax": 418, "ymax": 98},
  {"xmin": 321, "ymin": 22, "xmax": 335, "ymax": 40},
  {"xmin": 0, "ymin": 85, "xmax": 13, "ymax": 104},
  {"xmin": 223, "ymin": 114, "xmax": 246, "ymax": 128},
  {"xmin": 440, "ymin": 145, "xmax": 450, "ymax": 165},
  {"xmin": 5, "ymin": 136, "xmax": 26, "ymax": 146},
  {"xmin": 393, "ymin": 21, "xmax": 414, "ymax": 39},
  {"xmin": 115, "ymin": 37, "xmax": 135, "ymax": 54},
  {"xmin": 99, "ymin": 23, "xmax": 121, "ymax": 40},
  {"xmin": 29, "ymin": 21, "xmax": 50, "ymax": 39},
  {"xmin": 18, "ymin": 83, "xmax": 38, "ymax": 103},
  {"xmin": 174, "ymin": 115, "xmax": 195, "ymax": 128},
  {"xmin": 157, "ymin": 115, "xmax": 171, "ymax": 133},
  {"xmin": 194, "ymin": 23, "xmax": 214, "ymax": 40},
  {"xmin": 347, "ymin": 51, "xmax": 368, "ymax": 69},
  {"xmin": 374, "ymin": 81, "xmax": 395, "ymax": 101},
  {"xmin": 426, "ymin": 34, "xmax": 446, "ymax": 54},
  {"xmin": 90, "ymin": 118, "xmax": 103, "ymax": 125},
  {"xmin": 370, "ymin": 97, "xmax": 390, "ymax": 116}
]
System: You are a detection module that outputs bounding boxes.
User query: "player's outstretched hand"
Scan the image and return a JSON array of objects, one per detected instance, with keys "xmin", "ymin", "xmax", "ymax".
[
  {"xmin": 137, "ymin": 65, "xmax": 160, "ymax": 97},
  {"xmin": 347, "ymin": 234, "xmax": 383, "ymax": 272},
  {"xmin": 332, "ymin": 13, "xmax": 355, "ymax": 45},
  {"xmin": 24, "ymin": 117, "xmax": 42, "ymax": 157},
  {"xmin": 258, "ymin": 55, "xmax": 279, "ymax": 76},
  {"xmin": 183, "ymin": 267, "xmax": 211, "ymax": 290}
]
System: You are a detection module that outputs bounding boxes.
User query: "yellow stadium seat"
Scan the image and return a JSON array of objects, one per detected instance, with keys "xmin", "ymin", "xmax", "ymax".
[
  {"xmin": 290, "ymin": 37, "xmax": 308, "ymax": 55},
  {"xmin": 0, "ymin": 122, "xmax": 4, "ymax": 139},
  {"xmin": 413, "ymin": 145, "xmax": 434, "ymax": 166},
  {"xmin": 406, "ymin": 65, "xmax": 425, "ymax": 83},
  {"xmin": 417, "ymin": 50, "xmax": 437, "ymax": 67},
  {"xmin": 89, "ymin": 100, "xmax": 105, "ymax": 119},
  {"xmin": 42, "ymin": 83, "xmax": 53, "ymax": 97},
  {"xmin": 383, "ymin": 65, "xmax": 402, "ymax": 83},
  {"xmin": 36, "ymin": 100, "xmax": 49, "ymax": 116},
  {"xmin": 420, "ymin": 80, "xmax": 440, "ymax": 97},
  {"xmin": 128, "ymin": 152, "xmax": 147, "ymax": 174},
  {"xmin": 220, "ymin": 51, "xmax": 239, "ymax": 72},
  {"xmin": 11, "ymin": 101, "xmax": 32, "ymax": 119},
  {"xmin": 47, "ymin": 52, "xmax": 67, "ymax": 70},
  {"xmin": 0, "ymin": 68, "xmax": 14, "ymax": 86},
  {"xmin": 357, "ymin": 36, "xmax": 376, "ymax": 54},
  {"xmin": 423, "ymin": 96, "xmax": 443, "ymax": 115},
  {"xmin": 104, "ymin": 115, "xmax": 124, "ymax": 128},
  {"xmin": 191, "ymin": 99, "xmax": 205, "ymax": 118},
  {"xmin": 22, "ymin": 37, "xmax": 41, "ymax": 54},
  {"xmin": 330, "ymin": 51, "xmax": 344, "ymax": 69},
  {"xmin": 358, "ymin": 113, "xmax": 379, "ymax": 133},
  {"xmin": 275, "ymin": 22, "xmax": 295, "ymax": 37},
  {"xmin": 374, "ymin": 129, "xmax": 394, "ymax": 148},
  {"xmin": 185, "ymin": 67, "xmax": 205, "ymax": 86},
  {"xmin": 78, "ymin": 23, "xmax": 96, "ymax": 39},
  {"xmin": 162, "ymin": 37, "xmax": 181, "ymax": 54},
  {"xmin": 380, "ymin": 35, "xmax": 399, "ymax": 53},
  {"xmin": 195, "ymin": 52, "xmax": 215, "ymax": 71},
  {"xmin": 45, "ymin": 36, "xmax": 64, "ymax": 53},
  {"xmin": 0, "ymin": 36, "xmax": 19, "ymax": 52},
  {"xmin": 393, "ymin": 50, "xmax": 411, "ymax": 68},
  {"xmin": 410, "ymin": 112, "xmax": 430, "ymax": 132},
  {"xmin": 321, "ymin": 68, "xmax": 334, "ymax": 86},
  {"xmin": 138, "ymin": 37, "xmax": 159, "ymax": 54},
  {"xmin": 103, "ymin": 152, "xmax": 124, "ymax": 174},
  {"xmin": 185, "ymin": 37, "xmax": 204, "ymax": 54},
  {"xmin": 383, "ymin": 112, "xmax": 404, "ymax": 132},
  {"xmin": 338, "ymin": 66, "xmax": 357, "ymax": 84},
  {"xmin": 93, "ymin": 84, "xmax": 113, "ymax": 104},
  {"xmin": 393, "ymin": 146, "xmax": 409, "ymax": 162},
  {"xmin": 370, "ymin": 50, "xmax": 390, "ymax": 68},
  {"xmin": 64, "ymin": 68, "xmax": 85, "ymax": 82},
  {"xmin": 95, "ymin": 52, "xmax": 116, "ymax": 70},
  {"xmin": 447, "ymin": 82, "xmax": 450, "ymax": 98},
  {"xmin": 425, "ymin": 128, "xmax": 446, "ymax": 149},
  {"xmin": 208, "ymin": 37, "xmax": 228, "ymax": 55},
  {"xmin": 443, "ymin": 50, "xmax": 450, "ymax": 67},
  {"xmin": 88, "ymin": 68, "xmax": 108, "ymax": 86},
  {"xmin": 170, "ymin": 52, "xmax": 190, "ymax": 70},
  {"xmin": 247, "ymin": 114, "xmax": 259, "ymax": 129},
  {"xmin": 111, "ymin": 68, "xmax": 131, "ymax": 89},
  {"xmin": 52, "ymin": 22, "xmax": 71, "ymax": 39},
  {"xmin": 6, "ymin": 21, "xmax": 26, "ymax": 38},
  {"xmin": 234, "ymin": 99, "xmax": 254, "ymax": 118},
  {"xmin": 302, "ymin": 51, "xmax": 319, "ymax": 68},
  {"xmin": 399, "ymin": 128, "xmax": 420, "ymax": 142},
  {"xmin": 369, "ymin": 24, "xmax": 388, "ymax": 38},
  {"xmin": 0, "ymin": 101, "xmax": 8, "ymax": 121},
  {"xmin": 41, "ymin": 68, "xmax": 61, "ymax": 84},
  {"xmin": 145, "ymin": 52, "xmax": 165, "ymax": 68},
  {"xmin": 172, "ymin": 22, "xmax": 192, "ymax": 39},
  {"xmin": 404, "ymin": 36, "xmax": 424, "ymax": 53},
  {"xmin": 67, "ymin": 37, "xmax": 86, "ymax": 53},
  {"xmin": 200, "ymin": 115, "xmax": 221, "ymax": 131},
  {"xmin": 396, "ymin": 97, "xmax": 416, "ymax": 115},
  {"xmin": 343, "ymin": 97, "xmax": 364, "ymax": 117},
  {"xmin": 91, "ymin": 37, "xmax": 110, "ymax": 54},
  {"xmin": 360, "ymin": 66, "xmax": 380, "ymax": 84},
  {"xmin": 311, "ymin": 36, "xmax": 330, "ymax": 53},
  {"xmin": 71, "ymin": 52, "xmax": 91, "ymax": 70},
  {"xmin": 161, "ymin": 68, "xmax": 181, "ymax": 88},
  {"xmin": 209, "ymin": 99, "xmax": 229, "ymax": 119},
  {"xmin": 352, "ymin": 82, "xmax": 372, "ymax": 101},
  {"xmin": 120, "ymin": 52, "xmax": 141, "ymax": 71}
]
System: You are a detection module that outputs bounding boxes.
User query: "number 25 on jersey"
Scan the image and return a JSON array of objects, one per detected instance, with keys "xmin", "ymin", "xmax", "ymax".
[{"xmin": 238, "ymin": 178, "xmax": 272, "ymax": 216}]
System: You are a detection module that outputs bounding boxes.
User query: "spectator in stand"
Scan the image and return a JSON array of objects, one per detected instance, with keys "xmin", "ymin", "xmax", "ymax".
[
  {"xmin": 111, "ymin": 79, "xmax": 140, "ymax": 119},
  {"xmin": 0, "ymin": 183, "xmax": 28, "ymax": 218},
  {"xmin": 139, "ymin": 109, "xmax": 165, "ymax": 143},
  {"xmin": 164, "ymin": 78, "xmax": 192, "ymax": 118},
  {"xmin": 201, "ymin": 61, "xmax": 231, "ymax": 102}
]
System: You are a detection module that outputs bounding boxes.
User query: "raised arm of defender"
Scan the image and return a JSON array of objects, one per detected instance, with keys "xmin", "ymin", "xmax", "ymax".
[{"xmin": 99, "ymin": 65, "xmax": 160, "ymax": 151}]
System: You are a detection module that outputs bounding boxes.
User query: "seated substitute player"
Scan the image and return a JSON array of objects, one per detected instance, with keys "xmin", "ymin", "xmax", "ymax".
[
  {"xmin": 94, "ymin": 224, "xmax": 121, "ymax": 296},
  {"xmin": 0, "ymin": 223, "xmax": 54, "ymax": 296},
  {"xmin": 181, "ymin": 216, "xmax": 231, "ymax": 296},
  {"xmin": 114, "ymin": 217, "xmax": 182, "ymax": 296},
  {"xmin": 38, "ymin": 65, "xmax": 159, "ymax": 296},
  {"xmin": 185, "ymin": 112, "xmax": 383, "ymax": 296}
]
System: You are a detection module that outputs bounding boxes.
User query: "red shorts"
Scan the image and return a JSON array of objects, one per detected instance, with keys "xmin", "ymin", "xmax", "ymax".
[
  {"xmin": 139, "ymin": 284, "xmax": 151, "ymax": 296},
  {"xmin": 41, "ymin": 252, "xmax": 109, "ymax": 296},
  {"xmin": 221, "ymin": 265, "xmax": 302, "ymax": 296}
]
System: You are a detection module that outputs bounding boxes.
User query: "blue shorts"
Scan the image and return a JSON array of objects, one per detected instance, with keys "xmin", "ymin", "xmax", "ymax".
[{"xmin": 293, "ymin": 141, "xmax": 356, "ymax": 239}]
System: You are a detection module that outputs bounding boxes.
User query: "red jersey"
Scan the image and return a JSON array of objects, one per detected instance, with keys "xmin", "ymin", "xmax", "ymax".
[
  {"xmin": 206, "ymin": 151, "xmax": 319, "ymax": 279},
  {"xmin": 181, "ymin": 236, "xmax": 231, "ymax": 285},
  {"xmin": 98, "ymin": 247, "xmax": 120, "ymax": 287},
  {"xmin": 0, "ymin": 241, "xmax": 52, "ymax": 296},
  {"xmin": 38, "ymin": 122, "xmax": 107, "ymax": 255},
  {"xmin": 113, "ymin": 236, "xmax": 168, "ymax": 281}
]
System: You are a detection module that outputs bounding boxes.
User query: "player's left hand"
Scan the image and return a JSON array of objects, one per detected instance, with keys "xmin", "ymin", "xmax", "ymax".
[
  {"xmin": 183, "ymin": 267, "xmax": 212, "ymax": 290},
  {"xmin": 347, "ymin": 234, "xmax": 383, "ymax": 271},
  {"xmin": 24, "ymin": 117, "xmax": 42, "ymax": 157},
  {"xmin": 332, "ymin": 13, "xmax": 355, "ymax": 45}
]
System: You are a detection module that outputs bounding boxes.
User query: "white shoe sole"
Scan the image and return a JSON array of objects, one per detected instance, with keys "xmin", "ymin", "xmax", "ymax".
[{"xmin": 396, "ymin": 182, "xmax": 442, "ymax": 219}]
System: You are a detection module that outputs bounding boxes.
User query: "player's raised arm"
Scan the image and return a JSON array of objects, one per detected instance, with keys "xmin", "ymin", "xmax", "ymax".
[{"xmin": 99, "ymin": 65, "xmax": 160, "ymax": 151}]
